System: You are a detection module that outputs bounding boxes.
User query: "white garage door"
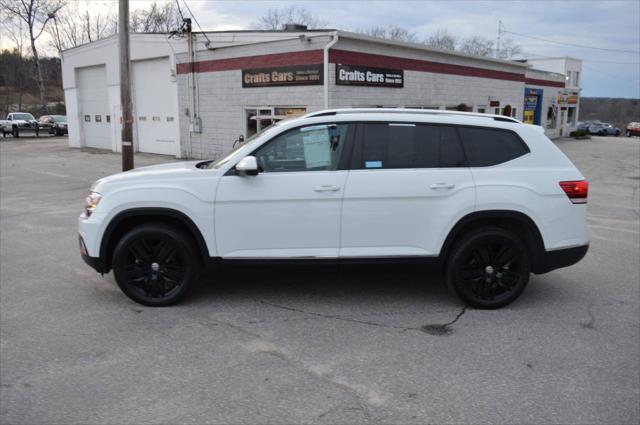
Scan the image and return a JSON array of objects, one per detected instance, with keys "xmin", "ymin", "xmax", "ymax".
[
  {"xmin": 77, "ymin": 65, "xmax": 111, "ymax": 149},
  {"xmin": 132, "ymin": 58, "xmax": 179, "ymax": 156}
]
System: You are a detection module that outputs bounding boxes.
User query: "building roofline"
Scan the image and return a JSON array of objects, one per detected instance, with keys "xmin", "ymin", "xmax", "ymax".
[
  {"xmin": 61, "ymin": 32, "xmax": 179, "ymax": 55},
  {"xmin": 524, "ymin": 56, "xmax": 582, "ymax": 62},
  {"xmin": 334, "ymin": 30, "xmax": 529, "ymax": 69},
  {"xmin": 62, "ymin": 29, "xmax": 533, "ymax": 69}
]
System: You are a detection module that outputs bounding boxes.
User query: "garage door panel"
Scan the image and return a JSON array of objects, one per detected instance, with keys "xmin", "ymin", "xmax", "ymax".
[
  {"xmin": 132, "ymin": 58, "xmax": 179, "ymax": 156},
  {"xmin": 77, "ymin": 65, "xmax": 110, "ymax": 150}
]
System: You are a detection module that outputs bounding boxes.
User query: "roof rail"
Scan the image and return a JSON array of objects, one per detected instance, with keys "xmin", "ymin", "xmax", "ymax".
[{"xmin": 303, "ymin": 108, "xmax": 521, "ymax": 123}]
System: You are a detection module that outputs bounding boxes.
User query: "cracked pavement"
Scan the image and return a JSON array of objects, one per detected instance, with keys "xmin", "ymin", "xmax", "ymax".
[{"xmin": 1, "ymin": 136, "xmax": 639, "ymax": 424}]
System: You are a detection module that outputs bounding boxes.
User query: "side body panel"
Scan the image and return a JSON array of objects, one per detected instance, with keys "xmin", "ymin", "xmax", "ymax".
[
  {"xmin": 215, "ymin": 171, "xmax": 348, "ymax": 258},
  {"xmin": 340, "ymin": 168, "xmax": 476, "ymax": 256}
]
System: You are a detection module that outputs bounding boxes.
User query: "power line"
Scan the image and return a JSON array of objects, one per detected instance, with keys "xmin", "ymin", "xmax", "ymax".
[
  {"xmin": 182, "ymin": 0, "xmax": 211, "ymax": 45},
  {"xmin": 504, "ymin": 29, "xmax": 640, "ymax": 54},
  {"xmin": 583, "ymin": 59, "xmax": 640, "ymax": 65}
]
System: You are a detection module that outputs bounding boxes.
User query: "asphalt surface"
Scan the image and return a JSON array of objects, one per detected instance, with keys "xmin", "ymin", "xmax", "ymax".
[{"xmin": 1, "ymin": 135, "xmax": 638, "ymax": 424}]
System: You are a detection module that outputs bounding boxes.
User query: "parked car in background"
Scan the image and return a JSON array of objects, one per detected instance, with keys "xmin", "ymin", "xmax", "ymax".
[
  {"xmin": 577, "ymin": 121, "xmax": 592, "ymax": 130},
  {"xmin": 626, "ymin": 122, "xmax": 640, "ymax": 137},
  {"xmin": 588, "ymin": 122, "xmax": 621, "ymax": 136},
  {"xmin": 39, "ymin": 115, "xmax": 68, "ymax": 136},
  {"xmin": 1, "ymin": 112, "xmax": 40, "ymax": 138},
  {"xmin": 79, "ymin": 108, "xmax": 590, "ymax": 309}
]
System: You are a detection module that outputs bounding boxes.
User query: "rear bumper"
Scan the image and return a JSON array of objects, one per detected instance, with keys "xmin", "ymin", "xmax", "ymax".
[{"xmin": 534, "ymin": 244, "xmax": 589, "ymax": 274}]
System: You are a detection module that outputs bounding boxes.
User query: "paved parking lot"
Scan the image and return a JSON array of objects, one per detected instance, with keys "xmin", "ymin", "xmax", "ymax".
[{"xmin": 1, "ymin": 135, "xmax": 638, "ymax": 424}]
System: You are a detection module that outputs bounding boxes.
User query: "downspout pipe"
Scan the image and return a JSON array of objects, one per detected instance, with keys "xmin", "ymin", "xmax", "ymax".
[{"xmin": 323, "ymin": 32, "xmax": 339, "ymax": 110}]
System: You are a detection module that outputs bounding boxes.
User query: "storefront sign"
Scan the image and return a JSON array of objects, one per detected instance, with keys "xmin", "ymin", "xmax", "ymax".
[
  {"xmin": 242, "ymin": 65, "xmax": 323, "ymax": 88},
  {"xmin": 557, "ymin": 93, "xmax": 579, "ymax": 105},
  {"xmin": 335, "ymin": 64, "xmax": 403, "ymax": 88},
  {"xmin": 524, "ymin": 87, "xmax": 543, "ymax": 125}
]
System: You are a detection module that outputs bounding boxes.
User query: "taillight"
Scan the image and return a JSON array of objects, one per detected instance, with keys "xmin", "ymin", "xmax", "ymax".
[{"xmin": 559, "ymin": 180, "xmax": 589, "ymax": 204}]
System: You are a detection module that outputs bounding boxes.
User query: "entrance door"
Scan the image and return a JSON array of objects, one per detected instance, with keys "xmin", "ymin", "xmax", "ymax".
[
  {"xmin": 215, "ymin": 123, "xmax": 353, "ymax": 258},
  {"xmin": 340, "ymin": 122, "xmax": 475, "ymax": 257}
]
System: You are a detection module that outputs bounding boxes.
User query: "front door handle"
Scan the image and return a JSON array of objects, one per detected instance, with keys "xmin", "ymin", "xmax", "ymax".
[
  {"xmin": 429, "ymin": 182, "xmax": 455, "ymax": 190},
  {"xmin": 314, "ymin": 185, "xmax": 341, "ymax": 192}
]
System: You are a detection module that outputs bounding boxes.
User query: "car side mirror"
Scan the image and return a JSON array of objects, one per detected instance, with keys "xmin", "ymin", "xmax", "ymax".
[{"xmin": 235, "ymin": 155, "xmax": 259, "ymax": 176}]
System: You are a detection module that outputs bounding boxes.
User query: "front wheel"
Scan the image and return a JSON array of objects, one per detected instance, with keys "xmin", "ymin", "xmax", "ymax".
[
  {"xmin": 112, "ymin": 223, "xmax": 201, "ymax": 306},
  {"xmin": 12, "ymin": 127, "xmax": 19, "ymax": 138},
  {"xmin": 446, "ymin": 227, "xmax": 531, "ymax": 309}
]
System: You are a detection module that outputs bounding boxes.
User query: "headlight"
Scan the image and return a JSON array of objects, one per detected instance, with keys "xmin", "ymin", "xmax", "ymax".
[{"xmin": 84, "ymin": 191, "xmax": 102, "ymax": 217}]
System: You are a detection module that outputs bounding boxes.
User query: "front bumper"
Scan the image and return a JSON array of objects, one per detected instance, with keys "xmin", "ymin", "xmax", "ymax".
[
  {"xmin": 79, "ymin": 234, "xmax": 108, "ymax": 273},
  {"xmin": 534, "ymin": 244, "xmax": 589, "ymax": 274}
]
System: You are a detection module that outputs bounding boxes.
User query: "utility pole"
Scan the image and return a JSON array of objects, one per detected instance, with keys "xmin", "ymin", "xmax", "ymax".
[
  {"xmin": 119, "ymin": 0, "xmax": 134, "ymax": 171},
  {"xmin": 496, "ymin": 20, "xmax": 503, "ymax": 59}
]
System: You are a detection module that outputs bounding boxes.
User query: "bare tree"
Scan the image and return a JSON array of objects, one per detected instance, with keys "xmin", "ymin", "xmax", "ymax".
[
  {"xmin": 251, "ymin": 5, "xmax": 327, "ymax": 30},
  {"xmin": 360, "ymin": 25, "xmax": 417, "ymax": 43},
  {"xmin": 459, "ymin": 36, "xmax": 495, "ymax": 57},
  {"xmin": 425, "ymin": 29, "xmax": 457, "ymax": 51},
  {"xmin": 1, "ymin": 0, "xmax": 64, "ymax": 114},
  {"xmin": 497, "ymin": 38, "xmax": 522, "ymax": 59},
  {"xmin": 130, "ymin": 1, "xmax": 181, "ymax": 33}
]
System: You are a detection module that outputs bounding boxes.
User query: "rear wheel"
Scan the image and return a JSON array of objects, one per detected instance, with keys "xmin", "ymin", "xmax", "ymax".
[
  {"xmin": 446, "ymin": 227, "xmax": 531, "ymax": 309},
  {"xmin": 112, "ymin": 223, "xmax": 201, "ymax": 306}
]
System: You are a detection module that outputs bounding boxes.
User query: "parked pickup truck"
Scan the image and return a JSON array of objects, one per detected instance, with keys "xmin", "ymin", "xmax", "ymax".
[{"xmin": 1, "ymin": 112, "xmax": 40, "ymax": 138}]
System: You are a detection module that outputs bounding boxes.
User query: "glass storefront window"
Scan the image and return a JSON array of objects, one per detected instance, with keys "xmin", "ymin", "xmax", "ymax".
[{"xmin": 245, "ymin": 107, "xmax": 307, "ymax": 138}]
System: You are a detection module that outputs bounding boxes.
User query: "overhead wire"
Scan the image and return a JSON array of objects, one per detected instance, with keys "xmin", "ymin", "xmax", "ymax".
[{"xmin": 504, "ymin": 29, "xmax": 640, "ymax": 54}]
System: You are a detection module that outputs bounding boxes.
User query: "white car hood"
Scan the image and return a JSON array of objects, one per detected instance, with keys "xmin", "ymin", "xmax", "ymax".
[{"xmin": 91, "ymin": 160, "xmax": 218, "ymax": 191}]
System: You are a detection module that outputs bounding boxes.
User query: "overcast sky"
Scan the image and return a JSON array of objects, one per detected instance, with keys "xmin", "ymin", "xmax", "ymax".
[
  {"xmin": 182, "ymin": 0, "xmax": 640, "ymax": 98},
  {"xmin": 2, "ymin": 0, "xmax": 639, "ymax": 98}
]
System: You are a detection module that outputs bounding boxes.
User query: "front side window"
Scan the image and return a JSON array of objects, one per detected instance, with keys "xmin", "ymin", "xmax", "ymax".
[
  {"xmin": 358, "ymin": 123, "xmax": 466, "ymax": 169},
  {"xmin": 254, "ymin": 124, "xmax": 350, "ymax": 173},
  {"xmin": 458, "ymin": 127, "xmax": 529, "ymax": 167}
]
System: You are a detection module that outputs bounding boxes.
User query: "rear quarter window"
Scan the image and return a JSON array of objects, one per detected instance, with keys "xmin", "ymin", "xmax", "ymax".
[{"xmin": 458, "ymin": 127, "xmax": 529, "ymax": 167}]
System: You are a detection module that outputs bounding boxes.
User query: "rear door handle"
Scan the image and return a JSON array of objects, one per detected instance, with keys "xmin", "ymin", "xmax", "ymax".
[
  {"xmin": 429, "ymin": 182, "xmax": 455, "ymax": 190},
  {"xmin": 314, "ymin": 185, "xmax": 341, "ymax": 192}
]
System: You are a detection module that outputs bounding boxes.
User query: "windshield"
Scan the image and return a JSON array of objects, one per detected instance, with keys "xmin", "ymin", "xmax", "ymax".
[
  {"xmin": 208, "ymin": 122, "xmax": 281, "ymax": 170},
  {"xmin": 52, "ymin": 116, "xmax": 66, "ymax": 123},
  {"xmin": 12, "ymin": 113, "xmax": 34, "ymax": 120}
]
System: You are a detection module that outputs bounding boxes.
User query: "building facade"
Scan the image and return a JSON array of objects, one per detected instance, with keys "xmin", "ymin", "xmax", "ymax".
[{"xmin": 61, "ymin": 29, "xmax": 581, "ymax": 159}]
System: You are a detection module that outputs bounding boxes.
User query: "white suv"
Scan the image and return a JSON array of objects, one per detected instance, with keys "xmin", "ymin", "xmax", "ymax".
[{"xmin": 79, "ymin": 109, "xmax": 589, "ymax": 308}]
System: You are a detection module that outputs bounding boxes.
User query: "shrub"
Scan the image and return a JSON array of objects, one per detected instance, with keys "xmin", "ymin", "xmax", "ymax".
[{"xmin": 570, "ymin": 129, "xmax": 590, "ymax": 139}]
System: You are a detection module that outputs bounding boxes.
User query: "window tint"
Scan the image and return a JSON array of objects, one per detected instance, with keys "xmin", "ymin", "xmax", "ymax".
[
  {"xmin": 359, "ymin": 123, "xmax": 466, "ymax": 169},
  {"xmin": 458, "ymin": 127, "xmax": 529, "ymax": 167},
  {"xmin": 254, "ymin": 124, "xmax": 350, "ymax": 173}
]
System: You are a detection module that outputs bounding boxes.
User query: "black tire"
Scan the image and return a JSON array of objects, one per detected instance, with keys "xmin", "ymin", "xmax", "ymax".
[
  {"xmin": 112, "ymin": 223, "xmax": 201, "ymax": 306},
  {"xmin": 12, "ymin": 127, "xmax": 19, "ymax": 138},
  {"xmin": 615, "ymin": 130, "xmax": 621, "ymax": 137},
  {"xmin": 626, "ymin": 130, "xmax": 631, "ymax": 137},
  {"xmin": 446, "ymin": 227, "xmax": 531, "ymax": 309}
]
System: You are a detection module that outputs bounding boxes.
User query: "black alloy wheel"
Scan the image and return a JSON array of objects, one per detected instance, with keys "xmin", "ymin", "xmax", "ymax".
[
  {"xmin": 112, "ymin": 224, "xmax": 200, "ymax": 306},
  {"xmin": 447, "ymin": 227, "xmax": 531, "ymax": 309}
]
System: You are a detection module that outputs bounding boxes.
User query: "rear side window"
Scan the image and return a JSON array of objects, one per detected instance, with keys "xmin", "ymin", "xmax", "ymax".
[
  {"xmin": 358, "ymin": 123, "xmax": 466, "ymax": 169},
  {"xmin": 458, "ymin": 127, "xmax": 529, "ymax": 166}
]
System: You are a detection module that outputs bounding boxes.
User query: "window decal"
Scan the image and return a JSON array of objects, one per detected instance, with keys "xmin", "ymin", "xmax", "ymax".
[{"xmin": 365, "ymin": 160, "xmax": 383, "ymax": 168}]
